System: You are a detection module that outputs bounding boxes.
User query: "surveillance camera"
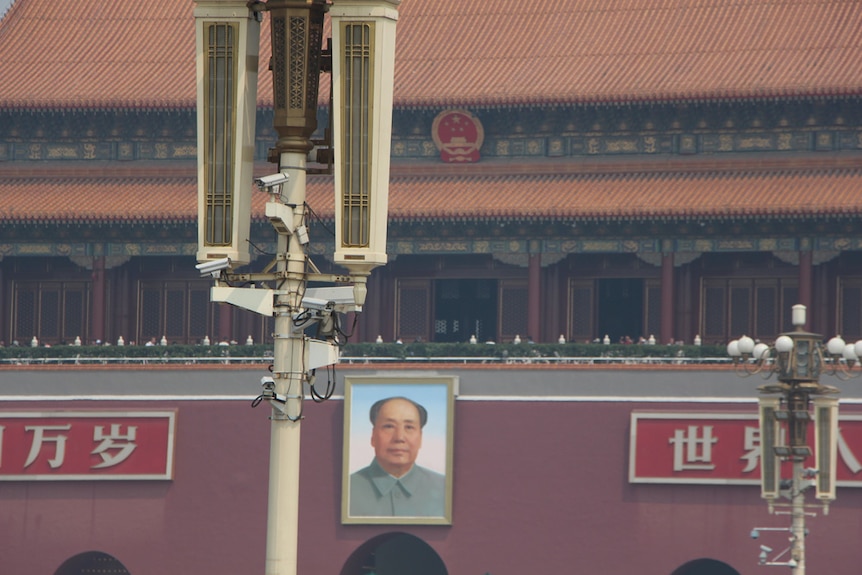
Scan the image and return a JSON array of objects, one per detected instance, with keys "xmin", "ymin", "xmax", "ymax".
[
  {"xmin": 302, "ymin": 286, "xmax": 356, "ymax": 312},
  {"xmin": 195, "ymin": 257, "xmax": 232, "ymax": 277},
  {"xmin": 759, "ymin": 545, "xmax": 773, "ymax": 553},
  {"xmin": 302, "ymin": 296, "xmax": 335, "ymax": 312},
  {"xmin": 260, "ymin": 376, "xmax": 276, "ymax": 400},
  {"xmin": 255, "ymin": 172, "xmax": 289, "ymax": 191},
  {"xmin": 802, "ymin": 467, "xmax": 819, "ymax": 479},
  {"xmin": 750, "ymin": 529, "xmax": 759, "ymax": 539},
  {"xmin": 787, "ymin": 559, "xmax": 798, "ymax": 568}
]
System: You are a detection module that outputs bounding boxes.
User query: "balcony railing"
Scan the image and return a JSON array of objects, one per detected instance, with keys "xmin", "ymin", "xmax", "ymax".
[{"xmin": 0, "ymin": 342, "xmax": 729, "ymax": 366}]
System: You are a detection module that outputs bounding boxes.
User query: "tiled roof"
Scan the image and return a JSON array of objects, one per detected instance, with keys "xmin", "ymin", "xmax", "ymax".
[
  {"xmin": 393, "ymin": 170, "xmax": 862, "ymax": 222},
  {"xmin": 0, "ymin": 0, "xmax": 860, "ymax": 110},
  {"xmin": 2, "ymin": 162, "xmax": 861, "ymax": 225}
]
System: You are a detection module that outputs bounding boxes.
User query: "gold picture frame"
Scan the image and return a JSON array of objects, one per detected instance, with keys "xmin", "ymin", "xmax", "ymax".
[{"xmin": 341, "ymin": 376, "xmax": 456, "ymax": 525}]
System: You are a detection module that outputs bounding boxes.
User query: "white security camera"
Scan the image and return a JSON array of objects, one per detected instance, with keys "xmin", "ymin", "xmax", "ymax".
[
  {"xmin": 301, "ymin": 297, "xmax": 336, "ymax": 312},
  {"xmin": 750, "ymin": 529, "xmax": 759, "ymax": 539},
  {"xmin": 255, "ymin": 172, "xmax": 289, "ymax": 191},
  {"xmin": 195, "ymin": 257, "xmax": 232, "ymax": 277},
  {"xmin": 260, "ymin": 376, "xmax": 276, "ymax": 400},
  {"xmin": 787, "ymin": 559, "xmax": 798, "ymax": 568},
  {"xmin": 302, "ymin": 286, "xmax": 356, "ymax": 312},
  {"xmin": 759, "ymin": 545, "xmax": 773, "ymax": 553}
]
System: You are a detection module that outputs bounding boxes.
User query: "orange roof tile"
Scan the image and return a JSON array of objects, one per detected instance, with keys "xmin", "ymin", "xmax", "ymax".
[
  {"xmin": 2, "ymin": 163, "xmax": 861, "ymax": 225},
  {"xmin": 0, "ymin": 0, "xmax": 860, "ymax": 110}
]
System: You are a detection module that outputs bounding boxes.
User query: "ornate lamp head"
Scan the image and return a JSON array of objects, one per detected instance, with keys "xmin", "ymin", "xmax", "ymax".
[
  {"xmin": 330, "ymin": 0, "xmax": 401, "ymax": 307},
  {"xmin": 195, "ymin": 0, "xmax": 262, "ymax": 267}
]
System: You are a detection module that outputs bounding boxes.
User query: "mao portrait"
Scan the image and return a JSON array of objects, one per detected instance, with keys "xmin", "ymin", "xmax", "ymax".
[{"xmin": 342, "ymin": 377, "xmax": 455, "ymax": 525}]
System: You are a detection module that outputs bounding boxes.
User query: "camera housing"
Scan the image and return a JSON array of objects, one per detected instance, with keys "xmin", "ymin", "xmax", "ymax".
[
  {"xmin": 195, "ymin": 256, "xmax": 232, "ymax": 277},
  {"xmin": 255, "ymin": 172, "xmax": 289, "ymax": 191},
  {"xmin": 260, "ymin": 376, "xmax": 276, "ymax": 400}
]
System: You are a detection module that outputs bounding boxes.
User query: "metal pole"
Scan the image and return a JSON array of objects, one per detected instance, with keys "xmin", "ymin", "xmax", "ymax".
[
  {"xmin": 790, "ymin": 458, "xmax": 806, "ymax": 575},
  {"xmin": 786, "ymin": 388, "xmax": 807, "ymax": 575},
  {"xmin": 738, "ymin": 306, "xmax": 847, "ymax": 572},
  {"xmin": 265, "ymin": 151, "xmax": 308, "ymax": 575}
]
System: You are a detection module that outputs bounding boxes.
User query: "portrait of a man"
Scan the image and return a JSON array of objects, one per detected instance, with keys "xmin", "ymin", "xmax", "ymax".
[{"xmin": 342, "ymin": 377, "xmax": 455, "ymax": 525}]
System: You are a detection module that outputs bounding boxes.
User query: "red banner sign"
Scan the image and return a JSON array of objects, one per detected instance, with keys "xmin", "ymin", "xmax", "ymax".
[
  {"xmin": 0, "ymin": 411, "xmax": 176, "ymax": 480},
  {"xmin": 629, "ymin": 411, "xmax": 862, "ymax": 486}
]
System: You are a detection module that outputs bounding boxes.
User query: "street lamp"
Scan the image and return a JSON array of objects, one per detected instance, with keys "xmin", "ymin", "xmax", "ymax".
[
  {"xmin": 194, "ymin": 0, "xmax": 261, "ymax": 267},
  {"xmin": 728, "ymin": 304, "xmax": 862, "ymax": 574},
  {"xmin": 330, "ymin": 0, "xmax": 400, "ymax": 308},
  {"xmin": 195, "ymin": 2, "xmax": 400, "ymax": 575}
]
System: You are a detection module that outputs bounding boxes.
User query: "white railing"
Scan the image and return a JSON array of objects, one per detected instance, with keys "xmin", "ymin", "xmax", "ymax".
[{"xmin": 0, "ymin": 355, "xmax": 732, "ymax": 366}]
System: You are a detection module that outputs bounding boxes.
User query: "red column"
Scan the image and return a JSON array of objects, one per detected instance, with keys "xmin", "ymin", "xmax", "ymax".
[
  {"xmin": 661, "ymin": 252, "xmax": 674, "ymax": 344},
  {"xmin": 91, "ymin": 256, "xmax": 106, "ymax": 344},
  {"xmin": 528, "ymin": 254, "xmax": 541, "ymax": 342},
  {"xmin": 798, "ymin": 250, "xmax": 813, "ymax": 330}
]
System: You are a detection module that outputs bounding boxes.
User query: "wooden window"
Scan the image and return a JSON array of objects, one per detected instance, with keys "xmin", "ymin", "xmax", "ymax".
[
  {"xmin": 701, "ymin": 278, "xmax": 797, "ymax": 342},
  {"xmin": 838, "ymin": 279, "xmax": 862, "ymax": 341},
  {"xmin": 755, "ymin": 283, "xmax": 778, "ymax": 336},
  {"xmin": 64, "ymin": 289, "xmax": 85, "ymax": 342},
  {"xmin": 396, "ymin": 279, "xmax": 430, "ymax": 342},
  {"xmin": 137, "ymin": 280, "xmax": 217, "ymax": 344},
  {"xmin": 499, "ymin": 280, "xmax": 528, "ymax": 342},
  {"xmin": 729, "ymin": 283, "xmax": 750, "ymax": 337},
  {"xmin": 10, "ymin": 281, "xmax": 90, "ymax": 345},
  {"xmin": 702, "ymin": 284, "xmax": 726, "ymax": 340},
  {"xmin": 644, "ymin": 280, "xmax": 661, "ymax": 339},
  {"xmin": 189, "ymin": 288, "xmax": 211, "ymax": 340},
  {"xmin": 165, "ymin": 285, "xmax": 186, "ymax": 339},
  {"xmin": 568, "ymin": 279, "xmax": 594, "ymax": 343}
]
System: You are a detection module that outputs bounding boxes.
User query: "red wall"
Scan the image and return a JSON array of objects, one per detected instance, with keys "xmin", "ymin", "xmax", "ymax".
[
  {"xmin": 0, "ymin": 401, "xmax": 270, "ymax": 575},
  {"xmin": 2, "ymin": 398, "xmax": 861, "ymax": 575}
]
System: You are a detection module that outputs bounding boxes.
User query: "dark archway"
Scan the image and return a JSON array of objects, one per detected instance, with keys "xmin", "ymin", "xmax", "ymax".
[
  {"xmin": 54, "ymin": 551, "xmax": 130, "ymax": 575},
  {"xmin": 433, "ymin": 278, "xmax": 498, "ymax": 342},
  {"xmin": 597, "ymin": 277, "xmax": 644, "ymax": 343},
  {"xmin": 340, "ymin": 532, "xmax": 447, "ymax": 575},
  {"xmin": 671, "ymin": 558, "xmax": 741, "ymax": 575}
]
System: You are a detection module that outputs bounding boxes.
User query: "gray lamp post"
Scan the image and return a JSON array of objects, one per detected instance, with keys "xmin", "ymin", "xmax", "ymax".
[
  {"xmin": 194, "ymin": 2, "xmax": 400, "ymax": 575},
  {"xmin": 729, "ymin": 304, "xmax": 862, "ymax": 574}
]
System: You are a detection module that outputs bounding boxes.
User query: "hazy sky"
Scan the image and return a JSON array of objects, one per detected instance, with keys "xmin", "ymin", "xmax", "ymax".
[{"xmin": 0, "ymin": 0, "xmax": 14, "ymax": 18}]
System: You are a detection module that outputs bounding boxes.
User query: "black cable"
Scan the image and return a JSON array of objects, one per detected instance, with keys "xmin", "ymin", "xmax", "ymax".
[
  {"xmin": 251, "ymin": 393, "xmax": 285, "ymax": 408},
  {"xmin": 285, "ymin": 404, "xmax": 303, "ymax": 422},
  {"xmin": 246, "ymin": 237, "xmax": 274, "ymax": 257},
  {"xmin": 309, "ymin": 364, "xmax": 336, "ymax": 402},
  {"xmin": 327, "ymin": 363, "xmax": 337, "ymax": 398},
  {"xmin": 285, "ymin": 377, "xmax": 304, "ymax": 422},
  {"xmin": 304, "ymin": 202, "xmax": 336, "ymax": 237},
  {"xmin": 334, "ymin": 313, "xmax": 359, "ymax": 345},
  {"xmin": 293, "ymin": 309, "xmax": 313, "ymax": 328},
  {"xmin": 308, "ymin": 368, "xmax": 326, "ymax": 402},
  {"xmin": 251, "ymin": 384, "xmax": 303, "ymax": 420}
]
